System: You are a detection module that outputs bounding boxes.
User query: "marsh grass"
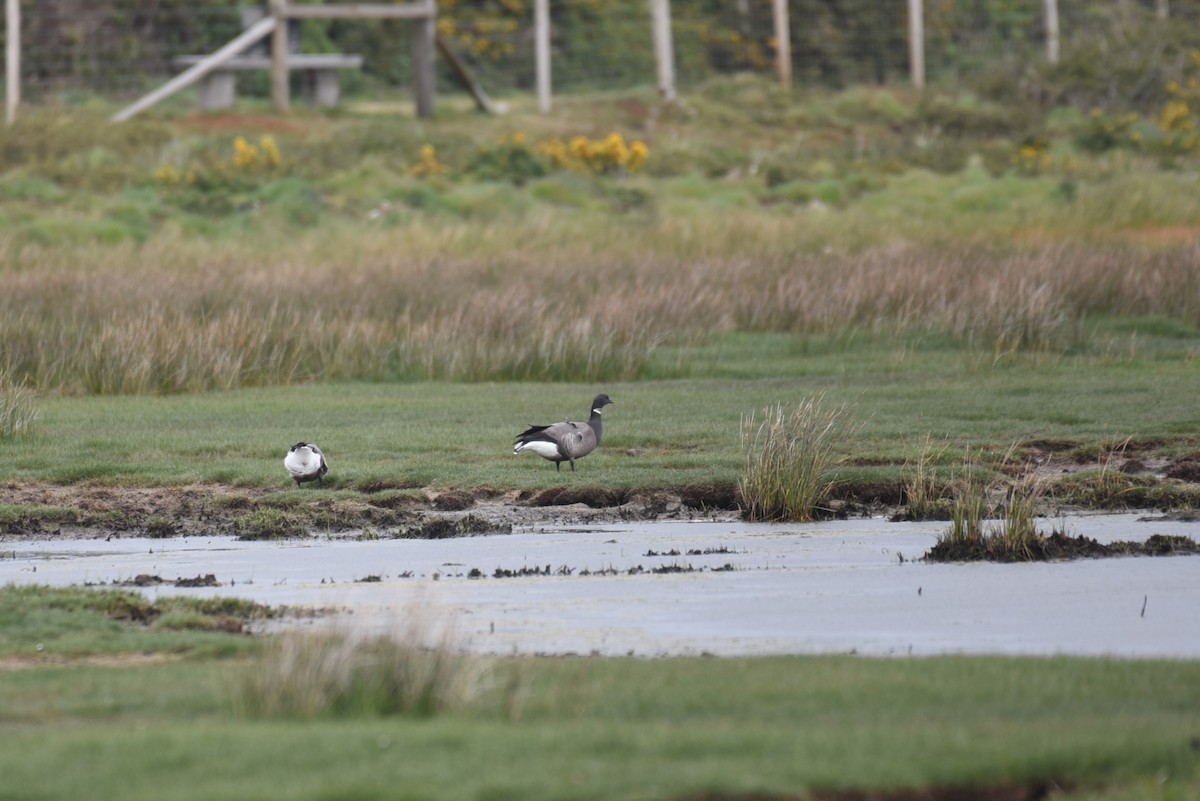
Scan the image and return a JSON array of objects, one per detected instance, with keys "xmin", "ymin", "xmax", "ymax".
[
  {"xmin": 234, "ymin": 508, "xmax": 310, "ymax": 540},
  {"xmin": 1, "ymin": 235, "xmax": 1197, "ymax": 394},
  {"xmin": 901, "ymin": 435, "xmax": 951, "ymax": 520},
  {"xmin": 0, "ymin": 368, "xmax": 39, "ymax": 439},
  {"xmin": 739, "ymin": 396, "xmax": 854, "ymax": 522},
  {"xmin": 935, "ymin": 447, "xmax": 1053, "ymax": 561},
  {"xmin": 947, "ymin": 450, "xmax": 990, "ymax": 546},
  {"xmin": 237, "ymin": 615, "xmax": 507, "ymax": 720}
]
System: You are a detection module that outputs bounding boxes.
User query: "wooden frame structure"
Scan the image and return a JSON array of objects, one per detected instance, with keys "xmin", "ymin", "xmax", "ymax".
[{"xmin": 111, "ymin": 1, "xmax": 436, "ymax": 123}]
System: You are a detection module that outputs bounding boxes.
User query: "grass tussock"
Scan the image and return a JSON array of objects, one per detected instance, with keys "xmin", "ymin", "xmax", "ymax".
[
  {"xmin": 933, "ymin": 447, "xmax": 1054, "ymax": 561},
  {"xmin": 237, "ymin": 616, "xmax": 512, "ymax": 720},
  {"xmin": 0, "ymin": 368, "xmax": 39, "ymax": 439},
  {"xmin": 0, "ymin": 236, "xmax": 1198, "ymax": 394},
  {"xmin": 900, "ymin": 435, "xmax": 952, "ymax": 520},
  {"xmin": 739, "ymin": 396, "xmax": 854, "ymax": 522}
]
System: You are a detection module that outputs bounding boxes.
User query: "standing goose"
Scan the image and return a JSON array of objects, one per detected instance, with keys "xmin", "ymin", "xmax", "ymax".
[
  {"xmin": 513, "ymin": 393, "xmax": 613, "ymax": 472},
  {"xmin": 284, "ymin": 442, "xmax": 328, "ymax": 487}
]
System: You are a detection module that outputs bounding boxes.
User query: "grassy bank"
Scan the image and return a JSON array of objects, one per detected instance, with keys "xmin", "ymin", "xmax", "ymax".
[{"xmin": 1, "ymin": 344, "xmax": 1197, "ymax": 493}]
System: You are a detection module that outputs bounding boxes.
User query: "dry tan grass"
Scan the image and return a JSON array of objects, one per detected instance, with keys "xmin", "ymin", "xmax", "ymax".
[
  {"xmin": 2, "ymin": 228, "xmax": 1197, "ymax": 394},
  {"xmin": 237, "ymin": 611, "xmax": 506, "ymax": 720}
]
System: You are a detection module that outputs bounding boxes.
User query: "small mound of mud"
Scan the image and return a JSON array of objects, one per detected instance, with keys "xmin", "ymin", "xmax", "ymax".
[
  {"xmin": 527, "ymin": 486, "xmax": 631, "ymax": 508},
  {"xmin": 678, "ymin": 483, "xmax": 740, "ymax": 511},
  {"xmin": 1165, "ymin": 457, "xmax": 1200, "ymax": 483},
  {"xmin": 396, "ymin": 513, "xmax": 510, "ymax": 539},
  {"xmin": 430, "ymin": 491, "xmax": 475, "ymax": 511}
]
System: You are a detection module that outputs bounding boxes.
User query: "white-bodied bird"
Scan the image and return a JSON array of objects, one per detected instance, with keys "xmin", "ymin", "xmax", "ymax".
[
  {"xmin": 513, "ymin": 393, "xmax": 613, "ymax": 472},
  {"xmin": 284, "ymin": 442, "xmax": 328, "ymax": 487}
]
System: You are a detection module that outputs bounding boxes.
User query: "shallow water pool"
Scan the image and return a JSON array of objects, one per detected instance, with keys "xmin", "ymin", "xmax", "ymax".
[{"xmin": 2, "ymin": 513, "xmax": 1196, "ymax": 658}]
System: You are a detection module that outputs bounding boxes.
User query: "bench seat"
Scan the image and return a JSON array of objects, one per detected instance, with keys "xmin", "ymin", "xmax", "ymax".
[{"xmin": 172, "ymin": 54, "xmax": 364, "ymax": 109}]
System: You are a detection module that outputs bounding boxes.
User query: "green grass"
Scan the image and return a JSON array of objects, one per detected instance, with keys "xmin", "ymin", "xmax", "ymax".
[
  {"xmin": 0, "ymin": 585, "xmax": 268, "ymax": 660},
  {"xmin": 2, "ymin": 586, "xmax": 1196, "ymax": 800},
  {"xmin": 0, "ymin": 335, "xmax": 1195, "ymax": 498},
  {"xmin": 0, "ymin": 617, "xmax": 1196, "ymax": 801}
]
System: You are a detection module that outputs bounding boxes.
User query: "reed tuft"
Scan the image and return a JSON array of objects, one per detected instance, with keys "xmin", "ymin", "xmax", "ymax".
[
  {"xmin": 934, "ymin": 447, "xmax": 1051, "ymax": 561},
  {"xmin": 901, "ymin": 435, "xmax": 951, "ymax": 520},
  {"xmin": 739, "ymin": 396, "xmax": 853, "ymax": 522}
]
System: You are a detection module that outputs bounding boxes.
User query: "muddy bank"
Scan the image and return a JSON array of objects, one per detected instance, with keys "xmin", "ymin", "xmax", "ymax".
[
  {"xmin": 0, "ymin": 481, "xmax": 745, "ymax": 540},
  {"xmin": 3, "ymin": 445, "xmax": 1199, "ymax": 544}
]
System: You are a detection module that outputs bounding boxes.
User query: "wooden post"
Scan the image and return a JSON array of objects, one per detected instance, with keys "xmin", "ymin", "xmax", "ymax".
[
  {"xmin": 112, "ymin": 15, "xmax": 278, "ymax": 122},
  {"xmin": 907, "ymin": 0, "xmax": 924, "ymax": 89},
  {"xmin": 535, "ymin": 0, "xmax": 551, "ymax": 113},
  {"xmin": 1156, "ymin": 0, "xmax": 1168, "ymax": 19},
  {"xmin": 5, "ymin": 0, "xmax": 18, "ymax": 125},
  {"xmin": 436, "ymin": 33, "xmax": 495, "ymax": 113},
  {"xmin": 649, "ymin": 0, "xmax": 675, "ymax": 102},
  {"xmin": 772, "ymin": 0, "xmax": 791, "ymax": 90},
  {"xmin": 1043, "ymin": 0, "xmax": 1059, "ymax": 65},
  {"xmin": 411, "ymin": 2, "xmax": 436, "ymax": 118},
  {"xmin": 270, "ymin": 0, "xmax": 290, "ymax": 112}
]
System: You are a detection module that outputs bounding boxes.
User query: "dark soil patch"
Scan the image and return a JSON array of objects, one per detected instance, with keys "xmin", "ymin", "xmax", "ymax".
[
  {"xmin": 396, "ymin": 513, "xmax": 508, "ymax": 539},
  {"xmin": 526, "ymin": 486, "xmax": 632, "ymax": 508},
  {"xmin": 430, "ymin": 491, "xmax": 476, "ymax": 511},
  {"xmin": 1165, "ymin": 457, "xmax": 1200, "ymax": 482},
  {"xmin": 678, "ymin": 483, "xmax": 741, "ymax": 511},
  {"xmin": 830, "ymin": 480, "xmax": 906, "ymax": 507},
  {"xmin": 925, "ymin": 531, "xmax": 1198, "ymax": 562},
  {"xmin": 677, "ymin": 777, "xmax": 1069, "ymax": 801}
]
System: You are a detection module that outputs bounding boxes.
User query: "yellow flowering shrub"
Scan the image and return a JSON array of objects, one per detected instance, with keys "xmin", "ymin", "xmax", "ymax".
[
  {"xmin": 421, "ymin": 133, "xmax": 648, "ymax": 183},
  {"xmin": 410, "ymin": 144, "xmax": 447, "ymax": 178},
  {"xmin": 538, "ymin": 132, "xmax": 649, "ymax": 176},
  {"xmin": 1013, "ymin": 138, "xmax": 1054, "ymax": 176},
  {"xmin": 1157, "ymin": 51, "xmax": 1200, "ymax": 155},
  {"xmin": 155, "ymin": 135, "xmax": 284, "ymax": 189}
]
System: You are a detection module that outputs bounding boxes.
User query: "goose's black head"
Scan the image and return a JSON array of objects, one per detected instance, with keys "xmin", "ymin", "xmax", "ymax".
[
  {"xmin": 591, "ymin": 394, "xmax": 613, "ymax": 413},
  {"xmin": 290, "ymin": 442, "xmax": 310, "ymax": 452}
]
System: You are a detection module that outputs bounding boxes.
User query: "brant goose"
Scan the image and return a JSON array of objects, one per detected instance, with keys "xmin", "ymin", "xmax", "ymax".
[
  {"xmin": 513, "ymin": 393, "xmax": 613, "ymax": 472},
  {"xmin": 284, "ymin": 442, "xmax": 328, "ymax": 487}
]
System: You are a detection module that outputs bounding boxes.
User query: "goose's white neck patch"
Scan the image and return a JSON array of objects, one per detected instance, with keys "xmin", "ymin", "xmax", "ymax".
[{"xmin": 593, "ymin": 407, "xmax": 603, "ymax": 414}]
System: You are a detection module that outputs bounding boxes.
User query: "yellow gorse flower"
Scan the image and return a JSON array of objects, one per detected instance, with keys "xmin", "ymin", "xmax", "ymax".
[
  {"xmin": 154, "ymin": 165, "xmax": 180, "ymax": 186},
  {"xmin": 233, "ymin": 136, "xmax": 259, "ymax": 169},
  {"xmin": 410, "ymin": 144, "xmax": 446, "ymax": 177},
  {"xmin": 544, "ymin": 133, "xmax": 650, "ymax": 175},
  {"xmin": 261, "ymin": 135, "xmax": 282, "ymax": 168}
]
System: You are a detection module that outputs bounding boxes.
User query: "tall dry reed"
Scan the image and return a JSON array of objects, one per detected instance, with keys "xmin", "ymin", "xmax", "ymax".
[{"xmin": 2, "ymin": 233, "xmax": 1197, "ymax": 394}]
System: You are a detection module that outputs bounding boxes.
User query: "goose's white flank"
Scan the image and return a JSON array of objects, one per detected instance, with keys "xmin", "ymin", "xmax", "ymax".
[{"xmin": 284, "ymin": 442, "xmax": 328, "ymax": 487}]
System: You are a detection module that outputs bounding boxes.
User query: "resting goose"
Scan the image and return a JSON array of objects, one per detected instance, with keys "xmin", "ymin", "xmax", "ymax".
[
  {"xmin": 284, "ymin": 442, "xmax": 328, "ymax": 487},
  {"xmin": 513, "ymin": 393, "xmax": 613, "ymax": 472}
]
